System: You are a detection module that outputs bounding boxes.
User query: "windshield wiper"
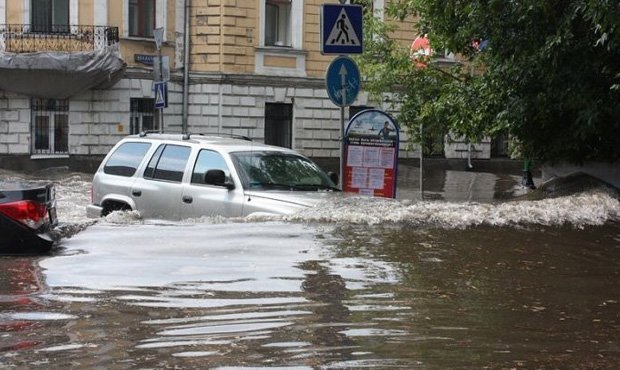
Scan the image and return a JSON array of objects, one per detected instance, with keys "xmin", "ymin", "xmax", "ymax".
[
  {"xmin": 286, "ymin": 184, "xmax": 341, "ymax": 192},
  {"xmin": 249, "ymin": 182, "xmax": 340, "ymax": 191},
  {"xmin": 250, "ymin": 181, "xmax": 297, "ymax": 190}
]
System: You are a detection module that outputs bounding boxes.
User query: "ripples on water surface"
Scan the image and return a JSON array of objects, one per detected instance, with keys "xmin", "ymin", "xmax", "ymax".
[{"xmin": 0, "ymin": 168, "xmax": 619, "ymax": 368}]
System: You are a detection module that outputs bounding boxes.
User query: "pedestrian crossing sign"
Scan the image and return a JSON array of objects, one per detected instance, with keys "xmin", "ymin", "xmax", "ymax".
[
  {"xmin": 321, "ymin": 4, "xmax": 363, "ymax": 55},
  {"xmin": 153, "ymin": 81, "xmax": 167, "ymax": 109}
]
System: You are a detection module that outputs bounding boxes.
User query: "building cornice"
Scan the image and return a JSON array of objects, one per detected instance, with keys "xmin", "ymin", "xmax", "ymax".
[{"xmin": 123, "ymin": 68, "xmax": 325, "ymax": 89}]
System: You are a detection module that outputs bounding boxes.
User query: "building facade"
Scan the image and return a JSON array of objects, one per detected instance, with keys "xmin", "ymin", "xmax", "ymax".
[{"xmin": 0, "ymin": 0, "xmax": 498, "ymax": 171}]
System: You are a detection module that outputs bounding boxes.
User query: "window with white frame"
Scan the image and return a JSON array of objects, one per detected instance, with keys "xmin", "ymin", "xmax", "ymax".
[
  {"xmin": 261, "ymin": 0, "xmax": 303, "ymax": 49},
  {"xmin": 265, "ymin": 0, "xmax": 291, "ymax": 47},
  {"xmin": 31, "ymin": 0, "xmax": 70, "ymax": 33},
  {"xmin": 256, "ymin": 0, "xmax": 304, "ymax": 75},
  {"xmin": 350, "ymin": 0, "xmax": 372, "ymax": 14},
  {"xmin": 31, "ymin": 98, "xmax": 69, "ymax": 155},
  {"xmin": 350, "ymin": 0, "xmax": 384, "ymax": 19},
  {"xmin": 128, "ymin": 0, "xmax": 155, "ymax": 38}
]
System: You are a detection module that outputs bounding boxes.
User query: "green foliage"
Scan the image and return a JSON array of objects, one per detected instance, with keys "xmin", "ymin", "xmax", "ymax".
[{"xmin": 358, "ymin": 0, "xmax": 620, "ymax": 163}]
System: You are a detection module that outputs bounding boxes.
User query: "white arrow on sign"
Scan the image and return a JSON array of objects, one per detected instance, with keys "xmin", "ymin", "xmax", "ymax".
[{"xmin": 339, "ymin": 64, "xmax": 348, "ymax": 105}]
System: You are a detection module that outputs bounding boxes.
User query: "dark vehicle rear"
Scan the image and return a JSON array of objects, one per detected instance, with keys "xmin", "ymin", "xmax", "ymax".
[{"xmin": 0, "ymin": 181, "xmax": 58, "ymax": 253}]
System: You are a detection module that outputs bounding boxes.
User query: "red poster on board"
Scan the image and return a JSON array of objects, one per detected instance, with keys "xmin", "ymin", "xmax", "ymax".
[{"xmin": 343, "ymin": 109, "xmax": 399, "ymax": 198}]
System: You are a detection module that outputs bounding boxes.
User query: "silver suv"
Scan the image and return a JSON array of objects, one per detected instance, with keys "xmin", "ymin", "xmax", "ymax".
[{"xmin": 87, "ymin": 133, "xmax": 340, "ymax": 219}]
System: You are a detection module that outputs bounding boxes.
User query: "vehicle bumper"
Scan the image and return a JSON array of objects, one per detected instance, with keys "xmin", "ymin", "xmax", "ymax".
[
  {"xmin": 0, "ymin": 219, "xmax": 55, "ymax": 254},
  {"xmin": 86, "ymin": 204, "xmax": 103, "ymax": 218}
]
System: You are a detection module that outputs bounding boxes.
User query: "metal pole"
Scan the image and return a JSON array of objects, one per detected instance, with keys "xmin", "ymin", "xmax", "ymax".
[
  {"xmin": 340, "ymin": 106, "xmax": 345, "ymax": 189},
  {"xmin": 158, "ymin": 49, "xmax": 164, "ymax": 132},
  {"xmin": 419, "ymin": 123, "xmax": 423, "ymax": 200},
  {"xmin": 338, "ymin": 62, "xmax": 348, "ymax": 190},
  {"xmin": 182, "ymin": 0, "xmax": 191, "ymax": 133},
  {"xmin": 340, "ymin": 82, "xmax": 346, "ymax": 190}
]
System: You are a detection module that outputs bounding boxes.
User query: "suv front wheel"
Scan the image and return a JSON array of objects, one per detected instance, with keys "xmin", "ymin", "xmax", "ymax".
[{"xmin": 101, "ymin": 201, "xmax": 132, "ymax": 216}]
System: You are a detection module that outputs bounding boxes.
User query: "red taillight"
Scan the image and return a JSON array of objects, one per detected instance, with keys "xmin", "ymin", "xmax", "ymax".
[{"xmin": 0, "ymin": 200, "xmax": 48, "ymax": 229}]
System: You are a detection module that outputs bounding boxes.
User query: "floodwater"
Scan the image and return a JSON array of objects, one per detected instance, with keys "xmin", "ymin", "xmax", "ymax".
[{"xmin": 1, "ymin": 166, "xmax": 619, "ymax": 369}]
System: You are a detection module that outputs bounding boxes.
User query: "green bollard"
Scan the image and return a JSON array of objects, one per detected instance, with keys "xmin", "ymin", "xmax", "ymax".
[{"xmin": 522, "ymin": 159, "xmax": 536, "ymax": 189}]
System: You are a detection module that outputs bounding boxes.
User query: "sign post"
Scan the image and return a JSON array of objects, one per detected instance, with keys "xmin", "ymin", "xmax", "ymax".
[
  {"xmin": 153, "ymin": 27, "xmax": 165, "ymax": 132},
  {"xmin": 321, "ymin": 3, "xmax": 364, "ymax": 189},
  {"xmin": 325, "ymin": 56, "xmax": 360, "ymax": 188},
  {"xmin": 340, "ymin": 68, "xmax": 346, "ymax": 191}
]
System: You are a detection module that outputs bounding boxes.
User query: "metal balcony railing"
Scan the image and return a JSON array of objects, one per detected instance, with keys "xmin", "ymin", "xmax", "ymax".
[{"xmin": 0, "ymin": 25, "xmax": 119, "ymax": 53}]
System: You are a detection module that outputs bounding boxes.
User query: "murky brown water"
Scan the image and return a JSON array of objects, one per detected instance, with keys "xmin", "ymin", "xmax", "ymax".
[
  {"xmin": 1, "ymin": 166, "xmax": 619, "ymax": 368},
  {"xmin": 0, "ymin": 222, "xmax": 618, "ymax": 369}
]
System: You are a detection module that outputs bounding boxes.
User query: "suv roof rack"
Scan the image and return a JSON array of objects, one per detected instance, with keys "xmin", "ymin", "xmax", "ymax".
[
  {"xmin": 182, "ymin": 132, "xmax": 253, "ymax": 142},
  {"xmin": 137, "ymin": 131, "xmax": 253, "ymax": 142},
  {"xmin": 138, "ymin": 130, "xmax": 164, "ymax": 137}
]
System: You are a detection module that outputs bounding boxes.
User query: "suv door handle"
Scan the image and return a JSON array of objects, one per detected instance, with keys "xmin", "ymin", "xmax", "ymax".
[
  {"xmin": 182, "ymin": 195, "xmax": 193, "ymax": 204},
  {"xmin": 132, "ymin": 190, "xmax": 142, "ymax": 197}
]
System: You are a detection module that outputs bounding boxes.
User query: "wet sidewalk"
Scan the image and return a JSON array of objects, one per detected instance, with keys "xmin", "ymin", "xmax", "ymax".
[{"xmin": 315, "ymin": 158, "xmax": 536, "ymax": 202}]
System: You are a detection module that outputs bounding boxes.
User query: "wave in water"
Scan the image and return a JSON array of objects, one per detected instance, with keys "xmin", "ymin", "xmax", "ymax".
[
  {"xmin": 97, "ymin": 190, "xmax": 620, "ymax": 229},
  {"xmin": 284, "ymin": 190, "xmax": 620, "ymax": 228},
  {"xmin": 285, "ymin": 191, "xmax": 620, "ymax": 228},
  {"xmin": 11, "ymin": 167, "xmax": 618, "ymax": 229}
]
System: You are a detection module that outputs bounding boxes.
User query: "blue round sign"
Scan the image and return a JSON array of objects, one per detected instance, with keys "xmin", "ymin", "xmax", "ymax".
[{"xmin": 325, "ymin": 56, "xmax": 360, "ymax": 107}]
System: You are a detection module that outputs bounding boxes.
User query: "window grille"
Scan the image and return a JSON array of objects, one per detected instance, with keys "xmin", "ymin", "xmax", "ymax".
[
  {"xmin": 265, "ymin": 103, "xmax": 293, "ymax": 148},
  {"xmin": 31, "ymin": 98, "xmax": 69, "ymax": 155},
  {"xmin": 130, "ymin": 98, "xmax": 157, "ymax": 134}
]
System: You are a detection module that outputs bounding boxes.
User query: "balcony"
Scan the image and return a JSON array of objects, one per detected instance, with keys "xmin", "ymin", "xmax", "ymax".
[
  {"xmin": 0, "ymin": 24, "xmax": 119, "ymax": 52},
  {"xmin": 0, "ymin": 25, "xmax": 125, "ymax": 99}
]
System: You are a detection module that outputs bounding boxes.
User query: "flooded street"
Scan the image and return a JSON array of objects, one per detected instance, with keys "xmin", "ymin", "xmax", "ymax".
[{"xmin": 1, "ymin": 166, "xmax": 619, "ymax": 368}]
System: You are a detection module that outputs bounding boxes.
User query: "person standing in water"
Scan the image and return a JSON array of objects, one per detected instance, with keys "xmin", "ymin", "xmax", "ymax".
[{"xmin": 378, "ymin": 121, "xmax": 392, "ymax": 139}]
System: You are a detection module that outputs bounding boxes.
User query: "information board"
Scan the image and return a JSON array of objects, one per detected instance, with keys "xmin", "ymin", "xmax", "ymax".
[{"xmin": 344, "ymin": 109, "xmax": 400, "ymax": 198}]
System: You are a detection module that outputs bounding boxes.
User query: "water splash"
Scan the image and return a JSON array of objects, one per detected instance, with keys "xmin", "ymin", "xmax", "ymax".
[
  {"xmin": 285, "ymin": 190, "xmax": 620, "ymax": 228},
  {"xmin": 5, "ymin": 168, "xmax": 618, "ymax": 230},
  {"xmin": 95, "ymin": 190, "xmax": 620, "ymax": 229},
  {"xmin": 0, "ymin": 312, "xmax": 78, "ymax": 321}
]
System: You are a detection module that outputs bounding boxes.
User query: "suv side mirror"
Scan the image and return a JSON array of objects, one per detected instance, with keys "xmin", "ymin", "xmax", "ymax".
[
  {"xmin": 328, "ymin": 171, "xmax": 339, "ymax": 186},
  {"xmin": 205, "ymin": 169, "xmax": 235, "ymax": 190}
]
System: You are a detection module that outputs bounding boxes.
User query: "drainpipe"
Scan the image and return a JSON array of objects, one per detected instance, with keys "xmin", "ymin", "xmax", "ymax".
[{"xmin": 182, "ymin": 0, "xmax": 191, "ymax": 133}]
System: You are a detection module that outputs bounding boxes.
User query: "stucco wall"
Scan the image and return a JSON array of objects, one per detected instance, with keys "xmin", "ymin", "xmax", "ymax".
[
  {"xmin": 0, "ymin": 91, "xmax": 30, "ymax": 154},
  {"xmin": 0, "ymin": 73, "xmax": 422, "ymax": 160}
]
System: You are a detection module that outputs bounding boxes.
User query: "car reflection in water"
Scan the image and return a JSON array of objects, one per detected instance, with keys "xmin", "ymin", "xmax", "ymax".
[
  {"xmin": 0, "ymin": 257, "xmax": 46, "ymax": 352},
  {"xmin": 299, "ymin": 260, "xmax": 355, "ymax": 352},
  {"xmin": 26, "ymin": 222, "xmax": 403, "ymax": 368}
]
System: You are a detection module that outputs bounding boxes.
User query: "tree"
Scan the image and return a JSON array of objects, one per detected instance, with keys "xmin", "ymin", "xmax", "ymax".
[{"xmin": 358, "ymin": 0, "xmax": 620, "ymax": 163}]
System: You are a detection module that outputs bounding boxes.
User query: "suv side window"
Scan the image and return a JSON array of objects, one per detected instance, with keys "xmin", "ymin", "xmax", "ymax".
[
  {"xmin": 103, "ymin": 142, "xmax": 151, "ymax": 177},
  {"xmin": 191, "ymin": 150, "xmax": 231, "ymax": 184},
  {"xmin": 143, "ymin": 144, "xmax": 191, "ymax": 182}
]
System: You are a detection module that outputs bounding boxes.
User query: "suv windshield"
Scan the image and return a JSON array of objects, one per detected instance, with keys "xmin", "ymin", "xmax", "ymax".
[{"xmin": 231, "ymin": 151, "xmax": 338, "ymax": 191}]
